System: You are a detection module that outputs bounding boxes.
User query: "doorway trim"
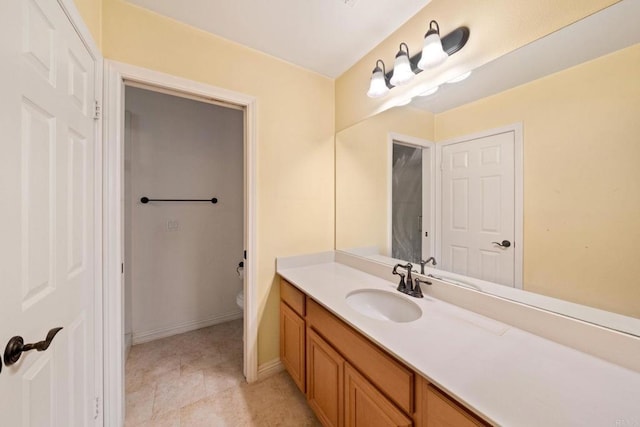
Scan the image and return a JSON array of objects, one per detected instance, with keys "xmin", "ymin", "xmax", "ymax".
[
  {"xmin": 435, "ymin": 123, "xmax": 524, "ymax": 288},
  {"xmin": 56, "ymin": 0, "xmax": 105, "ymax": 425},
  {"xmin": 103, "ymin": 60, "xmax": 258, "ymax": 426},
  {"xmin": 387, "ymin": 133, "xmax": 436, "ymax": 259}
]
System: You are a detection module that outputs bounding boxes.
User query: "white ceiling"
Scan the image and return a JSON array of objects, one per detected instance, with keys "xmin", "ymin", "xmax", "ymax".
[{"xmin": 125, "ymin": 0, "xmax": 431, "ymax": 78}]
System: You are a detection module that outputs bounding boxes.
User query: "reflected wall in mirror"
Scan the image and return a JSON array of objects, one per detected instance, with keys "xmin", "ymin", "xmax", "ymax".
[{"xmin": 336, "ymin": 0, "xmax": 640, "ymax": 333}]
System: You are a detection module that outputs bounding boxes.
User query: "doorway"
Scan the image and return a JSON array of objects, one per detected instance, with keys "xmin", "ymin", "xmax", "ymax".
[
  {"xmin": 388, "ymin": 134, "xmax": 435, "ymax": 263},
  {"xmin": 104, "ymin": 61, "xmax": 258, "ymax": 425},
  {"xmin": 123, "ymin": 85, "xmax": 244, "ymax": 350}
]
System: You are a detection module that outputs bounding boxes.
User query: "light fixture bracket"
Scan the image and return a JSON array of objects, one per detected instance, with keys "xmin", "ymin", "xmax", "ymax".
[{"xmin": 384, "ymin": 26, "xmax": 470, "ymax": 83}]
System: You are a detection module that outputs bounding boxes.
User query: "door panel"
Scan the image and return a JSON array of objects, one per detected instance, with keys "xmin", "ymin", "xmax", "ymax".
[
  {"xmin": 344, "ymin": 363, "xmax": 412, "ymax": 427},
  {"xmin": 307, "ymin": 328, "xmax": 344, "ymax": 427},
  {"xmin": 441, "ymin": 131, "xmax": 515, "ymax": 286},
  {"xmin": 280, "ymin": 302, "xmax": 306, "ymax": 393},
  {"xmin": 0, "ymin": 0, "xmax": 97, "ymax": 425}
]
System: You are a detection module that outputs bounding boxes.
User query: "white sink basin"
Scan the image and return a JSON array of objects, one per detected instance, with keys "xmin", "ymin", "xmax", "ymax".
[{"xmin": 345, "ymin": 289, "xmax": 422, "ymax": 323}]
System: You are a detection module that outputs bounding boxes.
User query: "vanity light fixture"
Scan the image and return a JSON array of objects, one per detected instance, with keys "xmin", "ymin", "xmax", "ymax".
[
  {"xmin": 366, "ymin": 21, "xmax": 469, "ymax": 98},
  {"xmin": 366, "ymin": 59, "xmax": 391, "ymax": 98},
  {"xmin": 390, "ymin": 43, "xmax": 415, "ymax": 86}
]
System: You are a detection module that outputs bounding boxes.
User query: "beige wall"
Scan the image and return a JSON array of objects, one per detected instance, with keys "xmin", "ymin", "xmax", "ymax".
[
  {"xmin": 435, "ymin": 44, "xmax": 640, "ymax": 318},
  {"xmin": 70, "ymin": 0, "xmax": 636, "ymax": 356},
  {"xmin": 75, "ymin": 0, "xmax": 335, "ymax": 365},
  {"xmin": 72, "ymin": 0, "xmax": 102, "ymax": 48},
  {"xmin": 335, "ymin": 0, "xmax": 619, "ymax": 132},
  {"xmin": 336, "ymin": 107, "xmax": 434, "ymax": 253}
]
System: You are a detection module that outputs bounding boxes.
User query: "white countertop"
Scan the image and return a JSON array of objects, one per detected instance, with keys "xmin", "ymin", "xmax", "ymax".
[{"xmin": 277, "ymin": 259, "xmax": 640, "ymax": 426}]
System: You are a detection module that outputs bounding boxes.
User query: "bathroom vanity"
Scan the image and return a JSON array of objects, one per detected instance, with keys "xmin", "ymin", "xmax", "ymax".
[
  {"xmin": 280, "ymin": 277, "xmax": 485, "ymax": 426},
  {"xmin": 277, "ymin": 252, "xmax": 640, "ymax": 426}
]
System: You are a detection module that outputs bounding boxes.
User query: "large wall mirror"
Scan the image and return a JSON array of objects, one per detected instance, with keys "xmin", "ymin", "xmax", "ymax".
[{"xmin": 335, "ymin": 0, "xmax": 640, "ymax": 336}]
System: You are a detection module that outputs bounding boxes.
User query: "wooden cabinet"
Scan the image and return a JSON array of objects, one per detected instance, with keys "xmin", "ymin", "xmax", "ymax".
[
  {"xmin": 306, "ymin": 298, "xmax": 414, "ymax": 414},
  {"xmin": 345, "ymin": 363, "xmax": 413, "ymax": 427},
  {"xmin": 279, "ymin": 278, "xmax": 490, "ymax": 427},
  {"xmin": 307, "ymin": 328, "xmax": 345, "ymax": 427},
  {"xmin": 280, "ymin": 278, "xmax": 307, "ymax": 393},
  {"xmin": 280, "ymin": 302, "xmax": 306, "ymax": 392},
  {"xmin": 417, "ymin": 377, "xmax": 485, "ymax": 427}
]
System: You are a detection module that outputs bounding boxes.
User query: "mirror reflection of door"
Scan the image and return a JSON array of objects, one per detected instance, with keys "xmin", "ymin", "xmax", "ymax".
[
  {"xmin": 439, "ymin": 129, "xmax": 520, "ymax": 287},
  {"xmin": 391, "ymin": 140, "xmax": 432, "ymax": 263}
]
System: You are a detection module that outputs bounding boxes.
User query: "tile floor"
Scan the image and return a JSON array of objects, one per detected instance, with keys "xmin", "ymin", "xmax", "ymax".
[{"xmin": 125, "ymin": 319, "xmax": 320, "ymax": 426}]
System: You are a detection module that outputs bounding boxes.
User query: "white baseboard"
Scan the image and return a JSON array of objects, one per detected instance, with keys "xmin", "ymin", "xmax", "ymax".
[
  {"xmin": 257, "ymin": 358, "xmax": 284, "ymax": 381},
  {"xmin": 132, "ymin": 310, "xmax": 243, "ymax": 345},
  {"xmin": 124, "ymin": 333, "xmax": 132, "ymax": 360}
]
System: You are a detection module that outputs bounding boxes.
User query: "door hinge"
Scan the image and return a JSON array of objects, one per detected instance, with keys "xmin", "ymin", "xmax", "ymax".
[
  {"xmin": 121, "ymin": 263, "xmax": 124, "ymax": 274},
  {"xmin": 94, "ymin": 397, "xmax": 100, "ymax": 419},
  {"xmin": 93, "ymin": 100, "xmax": 101, "ymax": 120}
]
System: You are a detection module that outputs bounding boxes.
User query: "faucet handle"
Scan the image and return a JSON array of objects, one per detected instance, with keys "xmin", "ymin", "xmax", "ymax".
[
  {"xmin": 392, "ymin": 264, "xmax": 408, "ymax": 293},
  {"xmin": 411, "ymin": 278, "xmax": 432, "ymax": 298}
]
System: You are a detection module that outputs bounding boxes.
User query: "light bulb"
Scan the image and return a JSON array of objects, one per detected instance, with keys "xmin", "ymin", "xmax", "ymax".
[
  {"xmin": 390, "ymin": 43, "xmax": 415, "ymax": 86},
  {"xmin": 418, "ymin": 21, "xmax": 448, "ymax": 70},
  {"xmin": 417, "ymin": 86, "xmax": 439, "ymax": 97},
  {"xmin": 367, "ymin": 60, "xmax": 390, "ymax": 98},
  {"xmin": 447, "ymin": 71, "xmax": 472, "ymax": 83}
]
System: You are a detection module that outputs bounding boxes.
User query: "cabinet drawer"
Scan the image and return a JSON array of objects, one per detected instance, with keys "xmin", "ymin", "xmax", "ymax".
[
  {"xmin": 307, "ymin": 299, "xmax": 414, "ymax": 415},
  {"xmin": 280, "ymin": 278, "xmax": 306, "ymax": 316}
]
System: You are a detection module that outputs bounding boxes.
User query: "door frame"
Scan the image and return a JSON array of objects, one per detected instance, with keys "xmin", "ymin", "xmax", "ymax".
[
  {"xmin": 387, "ymin": 133, "xmax": 436, "ymax": 260},
  {"xmin": 56, "ymin": 0, "xmax": 104, "ymax": 424},
  {"xmin": 435, "ymin": 123, "xmax": 524, "ymax": 288},
  {"xmin": 103, "ymin": 60, "xmax": 259, "ymax": 425}
]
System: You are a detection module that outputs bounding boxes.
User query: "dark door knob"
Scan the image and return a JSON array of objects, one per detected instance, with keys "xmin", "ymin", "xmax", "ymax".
[
  {"xmin": 492, "ymin": 240, "xmax": 511, "ymax": 248},
  {"xmin": 3, "ymin": 327, "xmax": 63, "ymax": 367}
]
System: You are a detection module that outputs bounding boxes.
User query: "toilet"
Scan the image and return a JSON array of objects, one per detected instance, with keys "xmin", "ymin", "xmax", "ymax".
[
  {"xmin": 236, "ymin": 290, "xmax": 244, "ymax": 310},
  {"xmin": 236, "ymin": 261, "xmax": 244, "ymax": 310}
]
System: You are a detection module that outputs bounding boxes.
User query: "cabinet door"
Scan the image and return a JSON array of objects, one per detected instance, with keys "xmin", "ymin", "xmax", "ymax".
[
  {"xmin": 345, "ymin": 363, "xmax": 413, "ymax": 427},
  {"xmin": 280, "ymin": 301, "xmax": 306, "ymax": 392},
  {"xmin": 422, "ymin": 381, "xmax": 485, "ymax": 427},
  {"xmin": 307, "ymin": 328, "xmax": 345, "ymax": 427}
]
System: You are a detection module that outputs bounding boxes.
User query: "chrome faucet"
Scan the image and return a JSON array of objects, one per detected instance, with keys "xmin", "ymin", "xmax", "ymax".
[{"xmin": 419, "ymin": 257, "xmax": 437, "ymax": 274}]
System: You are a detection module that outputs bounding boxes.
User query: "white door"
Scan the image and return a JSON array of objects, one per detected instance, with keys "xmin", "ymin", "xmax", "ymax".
[
  {"xmin": 440, "ymin": 131, "xmax": 515, "ymax": 286},
  {"xmin": 0, "ymin": 0, "xmax": 98, "ymax": 425}
]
